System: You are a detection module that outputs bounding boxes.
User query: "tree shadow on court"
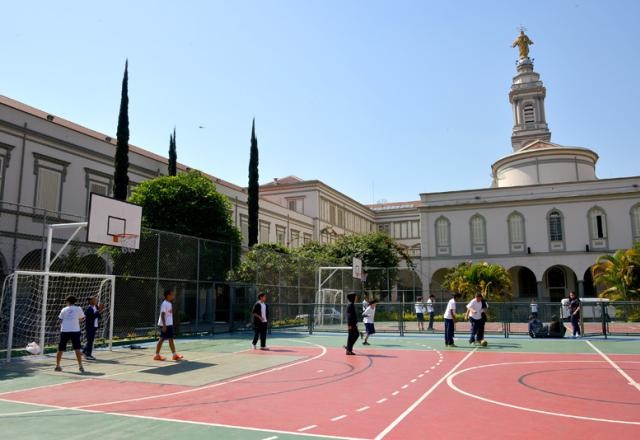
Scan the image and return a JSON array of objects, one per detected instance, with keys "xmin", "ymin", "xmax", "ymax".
[
  {"xmin": 359, "ymin": 353, "xmax": 398, "ymax": 358},
  {"xmin": 142, "ymin": 361, "xmax": 216, "ymax": 375},
  {"xmin": 477, "ymin": 343, "xmax": 522, "ymax": 349}
]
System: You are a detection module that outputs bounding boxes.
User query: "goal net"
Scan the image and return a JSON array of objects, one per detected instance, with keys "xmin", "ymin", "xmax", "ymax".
[
  {"xmin": 1, "ymin": 271, "xmax": 115, "ymax": 361},
  {"xmin": 314, "ymin": 288, "xmax": 344, "ymax": 326}
]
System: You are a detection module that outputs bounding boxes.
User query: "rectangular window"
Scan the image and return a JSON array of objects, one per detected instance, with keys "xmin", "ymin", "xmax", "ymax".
[
  {"xmin": 596, "ymin": 216, "xmax": 604, "ymax": 239},
  {"xmin": 288, "ymin": 200, "xmax": 296, "ymax": 211},
  {"xmin": 303, "ymin": 233, "xmax": 312, "ymax": 244},
  {"xmin": 329, "ymin": 204, "xmax": 337, "ymax": 225},
  {"xmin": 240, "ymin": 216, "xmax": 249, "ymax": 246},
  {"xmin": 411, "ymin": 220, "xmax": 420, "ymax": 238},
  {"xmin": 276, "ymin": 226, "xmax": 286, "ymax": 245},
  {"xmin": 35, "ymin": 167, "xmax": 62, "ymax": 213},
  {"xmin": 291, "ymin": 229, "xmax": 300, "ymax": 248},
  {"xmin": 337, "ymin": 207, "xmax": 344, "ymax": 227},
  {"xmin": 259, "ymin": 222, "xmax": 270, "ymax": 243},
  {"xmin": 393, "ymin": 223, "xmax": 401, "ymax": 239},
  {"xmin": 378, "ymin": 223, "xmax": 390, "ymax": 234},
  {"xmin": 509, "ymin": 215, "xmax": 524, "ymax": 243}
]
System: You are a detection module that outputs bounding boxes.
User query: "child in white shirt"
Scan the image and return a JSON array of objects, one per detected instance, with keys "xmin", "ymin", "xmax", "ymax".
[
  {"xmin": 362, "ymin": 300, "xmax": 377, "ymax": 345},
  {"xmin": 55, "ymin": 295, "xmax": 85, "ymax": 372}
]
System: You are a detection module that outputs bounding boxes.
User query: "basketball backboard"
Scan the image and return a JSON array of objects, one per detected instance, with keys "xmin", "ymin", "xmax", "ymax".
[{"xmin": 87, "ymin": 193, "xmax": 142, "ymax": 249}]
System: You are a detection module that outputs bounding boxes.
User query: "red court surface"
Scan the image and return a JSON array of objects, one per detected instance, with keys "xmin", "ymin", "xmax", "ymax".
[{"xmin": 2, "ymin": 343, "xmax": 639, "ymax": 439}]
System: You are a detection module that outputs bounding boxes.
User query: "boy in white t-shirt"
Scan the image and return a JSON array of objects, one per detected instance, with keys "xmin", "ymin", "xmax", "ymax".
[
  {"xmin": 443, "ymin": 293, "xmax": 460, "ymax": 347},
  {"xmin": 465, "ymin": 293, "xmax": 488, "ymax": 345},
  {"xmin": 414, "ymin": 297, "xmax": 426, "ymax": 331},
  {"xmin": 55, "ymin": 295, "xmax": 86, "ymax": 372},
  {"xmin": 362, "ymin": 300, "xmax": 377, "ymax": 345},
  {"xmin": 154, "ymin": 289, "xmax": 183, "ymax": 361}
]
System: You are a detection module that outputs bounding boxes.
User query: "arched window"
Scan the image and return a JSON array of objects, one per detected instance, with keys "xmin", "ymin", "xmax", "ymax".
[
  {"xmin": 470, "ymin": 215, "xmax": 486, "ymax": 245},
  {"xmin": 435, "ymin": 217, "xmax": 450, "ymax": 256},
  {"xmin": 508, "ymin": 211, "xmax": 526, "ymax": 253},
  {"xmin": 523, "ymin": 103, "xmax": 536, "ymax": 123},
  {"xmin": 547, "ymin": 209, "xmax": 565, "ymax": 251},
  {"xmin": 548, "ymin": 211, "xmax": 563, "ymax": 241},
  {"xmin": 588, "ymin": 207, "xmax": 607, "ymax": 239},
  {"xmin": 631, "ymin": 204, "xmax": 640, "ymax": 242},
  {"xmin": 470, "ymin": 214, "xmax": 486, "ymax": 255}
]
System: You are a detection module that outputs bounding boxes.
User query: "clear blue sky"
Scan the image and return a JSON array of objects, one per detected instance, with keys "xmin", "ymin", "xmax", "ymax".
[{"xmin": 2, "ymin": 1, "xmax": 638, "ymax": 203}]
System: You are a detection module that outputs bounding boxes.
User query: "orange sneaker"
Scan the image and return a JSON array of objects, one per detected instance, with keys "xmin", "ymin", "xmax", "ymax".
[
  {"xmin": 172, "ymin": 353, "xmax": 184, "ymax": 361},
  {"xmin": 153, "ymin": 354, "xmax": 166, "ymax": 361}
]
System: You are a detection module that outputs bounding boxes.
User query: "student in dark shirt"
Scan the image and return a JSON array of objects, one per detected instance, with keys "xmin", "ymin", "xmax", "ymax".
[
  {"xmin": 548, "ymin": 315, "xmax": 566, "ymax": 338},
  {"xmin": 528, "ymin": 314, "xmax": 546, "ymax": 338},
  {"xmin": 568, "ymin": 291, "xmax": 581, "ymax": 338},
  {"xmin": 344, "ymin": 292, "xmax": 359, "ymax": 355}
]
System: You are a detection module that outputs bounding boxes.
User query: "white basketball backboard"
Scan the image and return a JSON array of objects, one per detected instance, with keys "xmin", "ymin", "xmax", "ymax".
[{"xmin": 87, "ymin": 193, "xmax": 142, "ymax": 249}]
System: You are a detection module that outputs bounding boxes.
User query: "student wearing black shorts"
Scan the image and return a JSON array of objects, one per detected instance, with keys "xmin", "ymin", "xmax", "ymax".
[{"xmin": 55, "ymin": 296, "xmax": 85, "ymax": 373}]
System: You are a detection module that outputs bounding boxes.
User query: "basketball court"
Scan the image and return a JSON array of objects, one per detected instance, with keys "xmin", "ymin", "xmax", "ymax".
[{"xmin": 1, "ymin": 334, "xmax": 639, "ymax": 440}]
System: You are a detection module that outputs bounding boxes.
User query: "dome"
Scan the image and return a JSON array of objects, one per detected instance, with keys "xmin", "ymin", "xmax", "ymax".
[{"xmin": 491, "ymin": 140, "xmax": 598, "ymax": 188}]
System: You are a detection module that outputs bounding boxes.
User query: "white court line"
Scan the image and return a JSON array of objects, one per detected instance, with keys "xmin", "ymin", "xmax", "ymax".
[
  {"xmin": 376, "ymin": 398, "xmax": 387, "ymax": 404},
  {"xmin": 374, "ymin": 348, "xmax": 477, "ymax": 440},
  {"xmin": 410, "ymin": 379, "xmax": 417, "ymax": 383},
  {"xmin": 446, "ymin": 360, "xmax": 640, "ymax": 426},
  {"xmin": 586, "ymin": 340, "xmax": 640, "ymax": 392},
  {"xmin": 401, "ymin": 385, "xmax": 408, "ymax": 389},
  {"xmin": 418, "ymin": 374, "xmax": 424, "ymax": 378},
  {"xmin": 262, "ymin": 437, "xmax": 279, "ymax": 440},
  {"xmin": 331, "ymin": 415, "xmax": 347, "ymax": 421},
  {"xmin": 298, "ymin": 425, "xmax": 318, "ymax": 432},
  {"xmin": 356, "ymin": 406, "xmax": 370, "ymax": 412},
  {"xmin": 391, "ymin": 391, "xmax": 399, "ymax": 396}
]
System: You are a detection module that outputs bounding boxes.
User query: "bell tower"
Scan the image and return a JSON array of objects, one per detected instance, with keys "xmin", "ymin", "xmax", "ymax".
[{"xmin": 509, "ymin": 31, "xmax": 551, "ymax": 151}]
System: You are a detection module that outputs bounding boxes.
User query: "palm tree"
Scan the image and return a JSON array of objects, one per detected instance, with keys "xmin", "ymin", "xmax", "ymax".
[
  {"xmin": 591, "ymin": 247, "xmax": 640, "ymax": 301},
  {"xmin": 444, "ymin": 262, "xmax": 512, "ymax": 300}
]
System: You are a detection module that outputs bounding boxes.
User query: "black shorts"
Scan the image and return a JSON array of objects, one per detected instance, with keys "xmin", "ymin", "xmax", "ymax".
[
  {"xmin": 159, "ymin": 325, "xmax": 174, "ymax": 339},
  {"xmin": 58, "ymin": 332, "xmax": 82, "ymax": 351},
  {"xmin": 365, "ymin": 323, "xmax": 376, "ymax": 335},
  {"xmin": 416, "ymin": 313, "xmax": 424, "ymax": 322}
]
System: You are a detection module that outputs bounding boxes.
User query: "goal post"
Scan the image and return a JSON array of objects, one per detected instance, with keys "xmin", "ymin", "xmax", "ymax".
[{"xmin": 2, "ymin": 271, "xmax": 115, "ymax": 362}]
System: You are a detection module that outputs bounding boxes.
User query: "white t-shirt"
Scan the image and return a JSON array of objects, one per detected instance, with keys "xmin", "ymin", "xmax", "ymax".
[
  {"xmin": 363, "ymin": 306, "xmax": 376, "ymax": 324},
  {"xmin": 530, "ymin": 303, "xmax": 538, "ymax": 313},
  {"xmin": 443, "ymin": 298, "xmax": 456, "ymax": 319},
  {"xmin": 158, "ymin": 300, "xmax": 174, "ymax": 326},
  {"xmin": 414, "ymin": 302, "xmax": 426, "ymax": 314},
  {"xmin": 59, "ymin": 305, "xmax": 85, "ymax": 332},
  {"xmin": 260, "ymin": 302, "xmax": 267, "ymax": 322},
  {"xmin": 466, "ymin": 298, "xmax": 487, "ymax": 320},
  {"xmin": 426, "ymin": 298, "xmax": 434, "ymax": 313},
  {"xmin": 362, "ymin": 299, "xmax": 369, "ymax": 311}
]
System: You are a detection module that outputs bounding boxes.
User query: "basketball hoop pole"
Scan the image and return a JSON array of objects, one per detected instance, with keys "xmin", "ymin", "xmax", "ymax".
[{"xmin": 40, "ymin": 222, "xmax": 88, "ymax": 353}]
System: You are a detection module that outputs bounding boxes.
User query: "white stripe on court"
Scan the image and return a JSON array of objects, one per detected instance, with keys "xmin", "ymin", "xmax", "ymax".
[
  {"xmin": 330, "ymin": 415, "xmax": 347, "ymax": 421},
  {"xmin": 298, "ymin": 425, "xmax": 318, "ymax": 432},
  {"xmin": 586, "ymin": 340, "xmax": 640, "ymax": 392},
  {"xmin": 374, "ymin": 348, "xmax": 477, "ymax": 440}
]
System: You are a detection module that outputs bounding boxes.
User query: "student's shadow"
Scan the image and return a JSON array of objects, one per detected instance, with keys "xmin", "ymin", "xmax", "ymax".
[{"xmin": 76, "ymin": 371, "xmax": 105, "ymax": 377}]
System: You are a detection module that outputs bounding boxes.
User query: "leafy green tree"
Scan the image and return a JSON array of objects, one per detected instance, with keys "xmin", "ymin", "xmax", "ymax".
[
  {"xmin": 113, "ymin": 60, "xmax": 130, "ymax": 200},
  {"xmin": 592, "ymin": 247, "xmax": 640, "ymax": 300},
  {"xmin": 444, "ymin": 261, "xmax": 512, "ymax": 300},
  {"xmin": 168, "ymin": 127, "xmax": 177, "ymax": 176},
  {"xmin": 229, "ymin": 232, "xmax": 412, "ymax": 302},
  {"xmin": 129, "ymin": 171, "xmax": 241, "ymax": 246},
  {"xmin": 248, "ymin": 119, "xmax": 259, "ymax": 247}
]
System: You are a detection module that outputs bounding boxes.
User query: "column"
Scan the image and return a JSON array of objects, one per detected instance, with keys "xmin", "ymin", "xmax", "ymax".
[
  {"xmin": 577, "ymin": 281, "xmax": 584, "ymax": 298},
  {"xmin": 536, "ymin": 281, "xmax": 544, "ymax": 300}
]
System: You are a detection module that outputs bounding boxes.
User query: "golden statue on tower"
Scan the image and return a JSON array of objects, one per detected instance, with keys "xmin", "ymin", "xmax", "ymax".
[{"xmin": 512, "ymin": 29, "xmax": 533, "ymax": 59}]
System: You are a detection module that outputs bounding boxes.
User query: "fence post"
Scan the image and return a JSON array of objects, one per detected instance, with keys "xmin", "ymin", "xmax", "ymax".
[
  {"xmin": 195, "ymin": 238, "xmax": 200, "ymax": 334},
  {"xmin": 154, "ymin": 232, "xmax": 161, "ymax": 327},
  {"xmin": 399, "ymin": 302, "xmax": 405, "ymax": 336},
  {"xmin": 309, "ymin": 302, "xmax": 314, "ymax": 335},
  {"xmin": 601, "ymin": 301, "xmax": 607, "ymax": 339}
]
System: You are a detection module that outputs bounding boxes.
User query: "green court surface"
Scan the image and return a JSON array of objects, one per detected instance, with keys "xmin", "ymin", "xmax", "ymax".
[{"xmin": 1, "ymin": 333, "xmax": 639, "ymax": 440}]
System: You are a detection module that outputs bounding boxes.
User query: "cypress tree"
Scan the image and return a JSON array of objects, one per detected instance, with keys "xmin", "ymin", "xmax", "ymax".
[
  {"xmin": 168, "ymin": 127, "xmax": 177, "ymax": 176},
  {"xmin": 247, "ymin": 118, "xmax": 259, "ymax": 247},
  {"xmin": 113, "ymin": 60, "xmax": 130, "ymax": 200}
]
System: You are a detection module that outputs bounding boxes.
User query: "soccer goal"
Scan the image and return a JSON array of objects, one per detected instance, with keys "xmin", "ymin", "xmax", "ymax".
[{"xmin": 1, "ymin": 271, "xmax": 115, "ymax": 361}]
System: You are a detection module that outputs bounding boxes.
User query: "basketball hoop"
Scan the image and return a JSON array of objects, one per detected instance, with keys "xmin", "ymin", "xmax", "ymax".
[{"xmin": 113, "ymin": 233, "xmax": 139, "ymax": 253}]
